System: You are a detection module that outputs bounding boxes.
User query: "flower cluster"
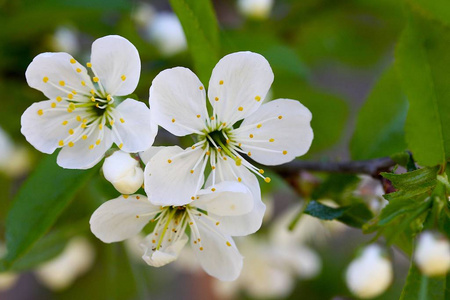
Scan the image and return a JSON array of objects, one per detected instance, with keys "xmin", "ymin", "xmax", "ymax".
[{"xmin": 22, "ymin": 35, "xmax": 313, "ymax": 281}]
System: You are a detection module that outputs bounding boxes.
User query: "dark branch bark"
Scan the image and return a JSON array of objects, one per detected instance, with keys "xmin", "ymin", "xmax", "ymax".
[{"xmin": 272, "ymin": 157, "xmax": 396, "ymax": 176}]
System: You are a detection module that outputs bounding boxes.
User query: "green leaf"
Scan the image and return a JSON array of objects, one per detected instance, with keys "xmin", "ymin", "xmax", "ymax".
[
  {"xmin": 408, "ymin": 0, "xmax": 450, "ymax": 27},
  {"xmin": 400, "ymin": 264, "xmax": 446, "ymax": 300},
  {"xmin": 350, "ymin": 65, "xmax": 408, "ymax": 160},
  {"xmin": 396, "ymin": 12, "xmax": 450, "ymax": 167},
  {"xmin": 169, "ymin": 0, "xmax": 219, "ymax": 84},
  {"xmin": 0, "ymin": 153, "xmax": 98, "ymax": 271},
  {"xmin": 382, "ymin": 166, "xmax": 439, "ymax": 190}
]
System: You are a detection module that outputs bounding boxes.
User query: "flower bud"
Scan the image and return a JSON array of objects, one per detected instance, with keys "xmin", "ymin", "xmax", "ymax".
[
  {"xmin": 103, "ymin": 150, "xmax": 144, "ymax": 194},
  {"xmin": 414, "ymin": 231, "xmax": 450, "ymax": 277},
  {"xmin": 345, "ymin": 244, "xmax": 393, "ymax": 299},
  {"xmin": 148, "ymin": 12, "xmax": 187, "ymax": 56},
  {"xmin": 237, "ymin": 0, "xmax": 274, "ymax": 20}
]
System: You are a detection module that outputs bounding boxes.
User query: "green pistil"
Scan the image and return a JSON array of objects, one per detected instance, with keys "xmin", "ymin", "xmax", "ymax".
[
  {"xmin": 156, "ymin": 208, "xmax": 177, "ymax": 250},
  {"xmin": 207, "ymin": 130, "xmax": 242, "ymax": 166}
]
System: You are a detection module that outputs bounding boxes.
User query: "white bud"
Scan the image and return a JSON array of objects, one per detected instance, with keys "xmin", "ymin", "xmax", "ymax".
[
  {"xmin": 237, "ymin": 0, "xmax": 274, "ymax": 20},
  {"xmin": 346, "ymin": 244, "xmax": 393, "ymax": 299},
  {"xmin": 103, "ymin": 150, "xmax": 144, "ymax": 194},
  {"xmin": 147, "ymin": 12, "xmax": 187, "ymax": 56},
  {"xmin": 414, "ymin": 231, "xmax": 450, "ymax": 277}
]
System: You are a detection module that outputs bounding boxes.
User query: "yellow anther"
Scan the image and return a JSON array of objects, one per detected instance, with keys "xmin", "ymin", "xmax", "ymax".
[
  {"xmin": 168, "ymin": 159, "xmax": 172, "ymax": 163},
  {"xmin": 107, "ymin": 95, "xmax": 112, "ymax": 101},
  {"xmin": 96, "ymin": 104, "xmax": 99, "ymax": 108},
  {"xmin": 121, "ymin": 75, "xmax": 126, "ymax": 81},
  {"xmin": 226, "ymin": 139, "xmax": 230, "ymax": 144},
  {"xmin": 135, "ymin": 215, "xmax": 139, "ymax": 219},
  {"xmin": 51, "ymin": 102, "xmax": 56, "ymax": 108},
  {"xmin": 82, "ymin": 135, "xmax": 88, "ymax": 140},
  {"xmin": 257, "ymin": 124, "xmax": 262, "ymax": 128},
  {"xmin": 219, "ymin": 80, "xmax": 224, "ymax": 85},
  {"xmin": 93, "ymin": 77, "xmax": 99, "ymax": 82},
  {"xmin": 109, "ymin": 120, "xmax": 114, "ymax": 126},
  {"xmin": 189, "ymin": 222, "xmax": 194, "ymax": 225},
  {"xmin": 249, "ymin": 134, "xmax": 254, "ymax": 138},
  {"xmin": 136, "ymin": 196, "xmax": 140, "ymax": 199},
  {"xmin": 216, "ymin": 222, "xmax": 220, "ymax": 226},
  {"xmin": 81, "ymin": 81, "xmax": 86, "ymax": 86},
  {"xmin": 68, "ymin": 142, "xmax": 74, "ymax": 147},
  {"xmin": 269, "ymin": 138, "xmax": 274, "ymax": 142},
  {"xmin": 215, "ymin": 97, "xmax": 219, "ymax": 101},
  {"xmin": 91, "ymin": 96, "xmax": 95, "ymax": 102},
  {"xmin": 99, "ymin": 124, "xmax": 103, "ymax": 130},
  {"xmin": 62, "ymin": 120, "xmax": 68, "ymax": 125},
  {"xmin": 222, "ymin": 122, "xmax": 227, "ymax": 126},
  {"xmin": 67, "ymin": 93, "xmax": 74, "ymax": 99},
  {"xmin": 248, "ymin": 152, "xmax": 252, "ymax": 156},
  {"xmin": 82, "ymin": 119, "xmax": 87, "ymax": 123},
  {"xmin": 190, "ymin": 170, "xmax": 194, "ymax": 174},
  {"xmin": 283, "ymin": 150, "xmax": 287, "ymax": 155},
  {"xmin": 123, "ymin": 195, "xmax": 129, "ymax": 199},
  {"xmin": 255, "ymin": 96, "xmax": 261, "ymax": 101},
  {"xmin": 226, "ymin": 241, "xmax": 231, "ymax": 247},
  {"xmin": 96, "ymin": 139, "xmax": 101, "ymax": 145},
  {"xmin": 37, "ymin": 109, "xmax": 44, "ymax": 116},
  {"xmin": 69, "ymin": 103, "xmax": 76, "ymax": 110},
  {"xmin": 191, "ymin": 196, "xmax": 195, "ymax": 200},
  {"xmin": 196, "ymin": 114, "xmax": 201, "ymax": 118},
  {"xmin": 86, "ymin": 62, "xmax": 92, "ymax": 68},
  {"xmin": 217, "ymin": 148, "xmax": 221, "ymax": 152},
  {"xmin": 212, "ymin": 166, "xmax": 216, "ymax": 170},
  {"xmin": 206, "ymin": 151, "xmax": 210, "ymax": 156},
  {"xmin": 152, "ymin": 239, "xmax": 156, "ymax": 243},
  {"xmin": 238, "ymin": 106, "xmax": 243, "ymax": 111},
  {"xmin": 259, "ymin": 169, "xmax": 264, "ymax": 174},
  {"xmin": 238, "ymin": 177, "xmax": 242, "ymax": 182},
  {"xmin": 72, "ymin": 90, "xmax": 77, "ymax": 95},
  {"xmin": 58, "ymin": 140, "xmax": 64, "ymax": 146},
  {"xmin": 199, "ymin": 86, "xmax": 203, "ymax": 90},
  {"xmin": 238, "ymin": 143, "xmax": 242, "ymax": 147},
  {"xmin": 59, "ymin": 81, "xmax": 65, "ymax": 86},
  {"xmin": 191, "ymin": 146, "xmax": 196, "ymax": 150},
  {"xmin": 172, "ymin": 118, "xmax": 175, "ymax": 123},
  {"xmin": 76, "ymin": 116, "xmax": 81, "ymax": 122},
  {"xmin": 120, "ymin": 118, "xmax": 125, "ymax": 123},
  {"xmin": 119, "ymin": 143, "xmax": 123, "ymax": 149},
  {"xmin": 70, "ymin": 58, "xmax": 76, "ymax": 64},
  {"xmin": 265, "ymin": 177, "xmax": 271, "ymax": 183},
  {"xmin": 89, "ymin": 144, "xmax": 94, "ymax": 149},
  {"xmin": 43, "ymin": 77, "xmax": 49, "ymax": 83},
  {"xmin": 211, "ymin": 188, "xmax": 216, "ymax": 192},
  {"xmin": 210, "ymin": 116, "xmax": 215, "ymax": 120},
  {"xmin": 278, "ymin": 115, "xmax": 283, "ymax": 119},
  {"xmin": 56, "ymin": 96, "xmax": 62, "ymax": 102},
  {"xmin": 81, "ymin": 123, "xmax": 87, "ymax": 129},
  {"xmin": 199, "ymin": 247, "xmax": 204, "ymax": 251},
  {"xmin": 68, "ymin": 129, "xmax": 74, "ymax": 135},
  {"xmin": 236, "ymin": 158, "xmax": 242, "ymax": 166},
  {"xmin": 90, "ymin": 89, "xmax": 95, "ymax": 95},
  {"xmin": 76, "ymin": 68, "xmax": 81, "ymax": 73}
]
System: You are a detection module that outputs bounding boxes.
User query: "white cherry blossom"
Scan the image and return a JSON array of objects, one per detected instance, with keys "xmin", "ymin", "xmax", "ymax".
[
  {"xmin": 146, "ymin": 52, "xmax": 313, "ymax": 210},
  {"xmin": 21, "ymin": 35, "xmax": 156, "ymax": 169},
  {"xmin": 90, "ymin": 181, "xmax": 257, "ymax": 281}
]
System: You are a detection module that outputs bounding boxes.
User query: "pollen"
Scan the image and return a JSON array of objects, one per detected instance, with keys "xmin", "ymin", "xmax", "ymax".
[
  {"xmin": 86, "ymin": 62, "xmax": 92, "ymax": 68},
  {"xmin": 76, "ymin": 115, "xmax": 81, "ymax": 122},
  {"xmin": 216, "ymin": 222, "xmax": 220, "ymax": 226},
  {"xmin": 199, "ymin": 86, "xmax": 203, "ymax": 90},
  {"xmin": 191, "ymin": 196, "xmax": 195, "ymax": 200},
  {"xmin": 121, "ymin": 75, "xmax": 126, "ymax": 81},
  {"xmin": 172, "ymin": 118, "xmax": 175, "ymax": 123},
  {"xmin": 58, "ymin": 140, "xmax": 64, "ymax": 146},
  {"xmin": 43, "ymin": 77, "xmax": 49, "ymax": 83},
  {"xmin": 62, "ymin": 120, "xmax": 68, "ymax": 125},
  {"xmin": 257, "ymin": 124, "xmax": 262, "ymax": 128},
  {"xmin": 81, "ymin": 81, "xmax": 86, "ymax": 86},
  {"xmin": 196, "ymin": 114, "xmax": 201, "ymax": 118},
  {"xmin": 68, "ymin": 129, "xmax": 74, "ymax": 135},
  {"xmin": 189, "ymin": 222, "xmax": 193, "ymax": 225},
  {"xmin": 191, "ymin": 146, "xmax": 196, "ymax": 150},
  {"xmin": 152, "ymin": 240, "xmax": 156, "ymax": 244},
  {"xmin": 136, "ymin": 196, "xmax": 140, "ymax": 199},
  {"xmin": 96, "ymin": 139, "xmax": 101, "ymax": 145},
  {"xmin": 120, "ymin": 118, "xmax": 125, "ymax": 123},
  {"xmin": 206, "ymin": 151, "xmax": 210, "ymax": 156},
  {"xmin": 226, "ymin": 241, "xmax": 231, "ymax": 247},
  {"xmin": 278, "ymin": 115, "xmax": 283, "ymax": 119},
  {"xmin": 123, "ymin": 195, "xmax": 129, "ymax": 199},
  {"xmin": 56, "ymin": 96, "xmax": 62, "ymax": 102},
  {"xmin": 37, "ymin": 109, "xmax": 43, "ymax": 116},
  {"xmin": 82, "ymin": 135, "xmax": 88, "ymax": 140},
  {"xmin": 219, "ymin": 80, "xmax": 224, "ymax": 85},
  {"xmin": 190, "ymin": 170, "xmax": 194, "ymax": 174},
  {"xmin": 67, "ymin": 93, "xmax": 74, "ymax": 99},
  {"xmin": 109, "ymin": 120, "xmax": 114, "ymax": 126},
  {"xmin": 215, "ymin": 97, "xmax": 219, "ymax": 101},
  {"xmin": 248, "ymin": 152, "xmax": 252, "ymax": 156},
  {"xmin": 269, "ymin": 138, "xmax": 274, "ymax": 142},
  {"xmin": 210, "ymin": 116, "xmax": 215, "ymax": 120},
  {"xmin": 211, "ymin": 166, "xmax": 216, "ymax": 170},
  {"xmin": 238, "ymin": 143, "xmax": 242, "ymax": 147},
  {"xmin": 211, "ymin": 188, "xmax": 216, "ymax": 192},
  {"xmin": 76, "ymin": 68, "xmax": 81, "ymax": 73},
  {"xmin": 199, "ymin": 247, "xmax": 204, "ymax": 251},
  {"xmin": 255, "ymin": 96, "xmax": 261, "ymax": 101},
  {"xmin": 238, "ymin": 106, "xmax": 243, "ymax": 111},
  {"xmin": 81, "ymin": 123, "xmax": 87, "ymax": 129},
  {"xmin": 283, "ymin": 150, "xmax": 288, "ymax": 155},
  {"xmin": 265, "ymin": 177, "xmax": 271, "ymax": 183},
  {"xmin": 259, "ymin": 169, "xmax": 264, "ymax": 174},
  {"xmin": 249, "ymin": 134, "xmax": 254, "ymax": 138},
  {"xmin": 168, "ymin": 159, "xmax": 172, "ymax": 163},
  {"xmin": 119, "ymin": 143, "xmax": 123, "ymax": 149},
  {"xmin": 68, "ymin": 142, "xmax": 74, "ymax": 147},
  {"xmin": 93, "ymin": 77, "xmax": 99, "ymax": 82},
  {"xmin": 89, "ymin": 144, "xmax": 94, "ymax": 150},
  {"xmin": 59, "ymin": 81, "xmax": 65, "ymax": 86},
  {"xmin": 51, "ymin": 102, "xmax": 56, "ymax": 108},
  {"xmin": 238, "ymin": 177, "xmax": 242, "ymax": 182},
  {"xmin": 70, "ymin": 58, "xmax": 76, "ymax": 64}
]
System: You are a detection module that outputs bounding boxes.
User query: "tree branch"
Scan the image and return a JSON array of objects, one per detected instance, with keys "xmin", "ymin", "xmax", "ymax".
[{"xmin": 272, "ymin": 157, "xmax": 396, "ymax": 176}]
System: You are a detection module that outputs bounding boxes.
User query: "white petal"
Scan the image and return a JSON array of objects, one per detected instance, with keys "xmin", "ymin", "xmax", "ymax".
[
  {"xmin": 207, "ymin": 158, "xmax": 265, "ymax": 236},
  {"xmin": 196, "ymin": 181, "xmax": 254, "ymax": 216},
  {"xmin": 111, "ymin": 99, "xmax": 156, "ymax": 152},
  {"xmin": 208, "ymin": 52, "xmax": 274, "ymax": 125},
  {"xmin": 57, "ymin": 127, "xmax": 113, "ymax": 169},
  {"xmin": 234, "ymin": 99, "xmax": 313, "ymax": 165},
  {"xmin": 139, "ymin": 146, "xmax": 165, "ymax": 165},
  {"xmin": 191, "ymin": 218, "xmax": 243, "ymax": 281},
  {"xmin": 21, "ymin": 100, "xmax": 73, "ymax": 154},
  {"xmin": 144, "ymin": 146, "xmax": 205, "ymax": 206},
  {"xmin": 90, "ymin": 195, "xmax": 159, "ymax": 243},
  {"xmin": 141, "ymin": 234, "xmax": 188, "ymax": 267},
  {"xmin": 90, "ymin": 35, "xmax": 140, "ymax": 96},
  {"xmin": 149, "ymin": 67, "xmax": 208, "ymax": 136},
  {"xmin": 26, "ymin": 52, "xmax": 91, "ymax": 99}
]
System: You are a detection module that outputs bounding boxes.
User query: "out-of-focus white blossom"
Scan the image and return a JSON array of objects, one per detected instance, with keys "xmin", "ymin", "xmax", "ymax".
[
  {"xmin": 132, "ymin": 2, "xmax": 156, "ymax": 27},
  {"xmin": 237, "ymin": 0, "xmax": 274, "ymax": 20},
  {"xmin": 103, "ymin": 150, "xmax": 144, "ymax": 194},
  {"xmin": 36, "ymin": 237, "xmax": 95, "ymax": 291},
  {"xmin": 354, "ymin": 175, "xmax": 387, "ymax": 213},
  {"xmin": 414, "ymin": 231, "xmax": 450, "ymax": 277},
  {"xmin": 147, "ymin": 12, "xmax": 187, "ymax": 56},
  {"xmin": 346, "ymin": 244, "xmax": 393, "ymax": 299},
  {"xmin": 0, "ymin": 242, "xmax": 18, "ymax": 291},
  {"xmin": 0, "ymin": 127, "xmax": 31, "ymax": 177},
  {"xmin": 49, "ymin": 27, "xmax": 80, "ymax": 55}
]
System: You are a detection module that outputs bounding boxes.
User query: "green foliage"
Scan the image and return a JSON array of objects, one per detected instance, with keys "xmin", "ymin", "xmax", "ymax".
[
  {"xmin": 169, "ymin": 0, "xmax": 219, "ymax": 84},
  {"xmin": 396, "ymin": 11, "xmax": 450, "ymax": 167},
  {"xmin": 350, "ymin": 66, "xmax": 408, "ymax": 160},
  {"xmin": 400, "ymin": 264, "xmax": 446, "ymax": 300},
  {"xmin": 409, "ymin": 0, "xmax": 450, "ymax": 27},
  {"xmin": 0, "ymin": 153, "xmax": 98, "ymax": 271}
]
